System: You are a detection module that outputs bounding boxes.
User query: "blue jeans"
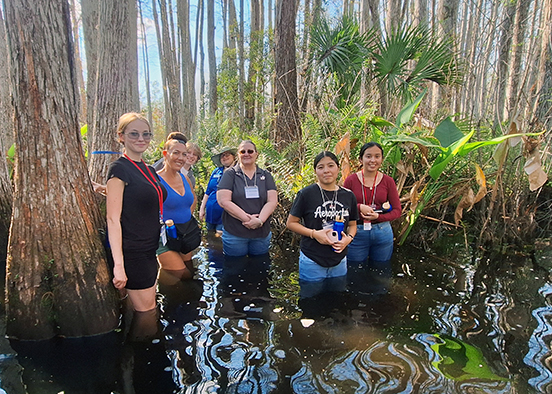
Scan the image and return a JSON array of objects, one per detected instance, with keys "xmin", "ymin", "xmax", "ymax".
[
  {"xmin": 347, "ymin": 222, "xmax": 394, "ymax": 265},
  {"xmin": 222, "ymin": 231, "xmax": 272, "ymax": 257},
  {"xmin": 206, "ymin": 222, "xmax": 224, "ymax": 232},
  {"xmin": 299, "ymin": 251, "xmax": 347, "ymax": 282}
]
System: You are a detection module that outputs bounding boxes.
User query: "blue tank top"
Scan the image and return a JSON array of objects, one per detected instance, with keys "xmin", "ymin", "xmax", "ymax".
[{"xmin": 159, "ymin": 173, "xmax": 194, "ymax": 224}]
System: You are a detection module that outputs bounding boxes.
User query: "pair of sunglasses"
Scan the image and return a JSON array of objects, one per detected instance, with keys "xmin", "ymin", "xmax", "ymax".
[
  {"xmin": 125, "ymin": 132, "xmax": 153, "ymax": 141},
  {"xmin": 239, "ymin": 149, "xmax": 255, "ymax": 154}
]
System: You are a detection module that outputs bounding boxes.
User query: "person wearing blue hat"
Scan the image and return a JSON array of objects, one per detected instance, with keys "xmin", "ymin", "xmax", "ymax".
[{"xmin": 199, "ymin": 146, "xmax": 237, "ymax": 236}]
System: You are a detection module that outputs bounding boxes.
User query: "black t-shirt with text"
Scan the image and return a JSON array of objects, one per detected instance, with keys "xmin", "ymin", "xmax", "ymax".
[{"xmin": 289, "ymin": 184, "xmax": 358, "ymax": 267}]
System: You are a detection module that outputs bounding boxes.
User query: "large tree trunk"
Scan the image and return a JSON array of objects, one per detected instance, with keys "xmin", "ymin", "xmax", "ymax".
[
  {"xmin": 4, "ymin": 0, "xmax": 119, "ymax": 340},
  {"xmin": 138, "ymin": 0, "xmax": 153, "ymax": 128},
  {"xmin": 535, "ymin": 0, "xmax": 552, "ymax": 129},
  {"xmin": 81, "ymin": 0, "xmax": 99, "ymax": 154},
  {"xmin": 274, "ymin": 0, "xmax": 300, "ymax": 148},
  {"xmin": 0, "ymin": 6, "xmax": 13, "ymax": 261},
  {"xmin": 70, "ymin": 0, "xmax": 87, "ymax": 124},
  {"xmin": 88, "ymin": 0, "xmax": 140, "ymax": 184},
  {"xmin": 238, "ymin": 0, "xmax": 245, "ymax": 129},
  {"xmin": 207, "ymin": 0, "xmax": 218, "ymax": 114}
]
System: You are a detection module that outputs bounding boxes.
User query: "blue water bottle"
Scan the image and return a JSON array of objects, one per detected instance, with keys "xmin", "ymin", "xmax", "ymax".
[
  {"xmin": 332, "ymin": 216, "xmax": 344, "ymax": 241},
  {"xmin": 165, "ymin": 219, "xmax": 178, "ymax": 239}
]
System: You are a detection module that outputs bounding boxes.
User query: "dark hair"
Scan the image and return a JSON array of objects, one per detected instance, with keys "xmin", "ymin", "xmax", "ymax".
[
  {"xmin": 166, "ymin": 131, "xmax": 188, "ymax": 144},
  {"xmin": 358, "ymin": 142, "xmax": 384, "ymax": 159},
  {"xmin": 314, "ymin": 151, "xmax": 339, "ymax": 168}
]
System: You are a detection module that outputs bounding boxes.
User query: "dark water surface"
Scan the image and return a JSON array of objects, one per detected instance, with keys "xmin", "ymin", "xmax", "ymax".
[{"xmin": 3, "ymin": 235, "xmax": 552, "ymax": 393}]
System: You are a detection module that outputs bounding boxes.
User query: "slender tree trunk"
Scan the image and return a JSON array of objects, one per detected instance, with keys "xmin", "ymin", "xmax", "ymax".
[
  {"xmin": 88, "ymin": 0, "xmax": 140, "ymax": 184},
  {"xmin": 197, "ymin": 0, "xmax": 206, "ymax": 117},
  {"xmin": 138, "ymin": 0, "xmax": 153, "ymax": 128},
  {"xmin": 4, "ymin": 0, "xmax": 119, "ymax": 340},
  {"xmin": 178, "ymin": 0, "xmax": 197, "ymax": 137},
  {"xmin": 245, "ymin": 0, "xmax": 262, "ymax": 126},
  {"xmin": 159, "ymin": 0, "xmax": 184, "ymax": 134},
  {"xmin": 495, "ymin": 1, "xmax": 517, "ymax": 129},
  {"xmin": 274, "ymin": 0, "xmax": 301, "ymax": 148},
  {"xmin": 507, "ymin": 0, "xmax": 531, "ymax": 119},
  {"xmin": 0, "ymin": 7, "xmax": 13, "ymax": 261},
  {"xmin": 207, "ymin": 0, "xmax": 218, "ymax": 114},
  {"xmin": 238, "ymin": 0, "xmax": 245, "ymax": 129}
]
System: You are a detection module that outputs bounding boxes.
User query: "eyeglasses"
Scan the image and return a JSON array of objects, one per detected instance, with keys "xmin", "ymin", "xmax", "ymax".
[
  {"xmin": 125, "ymin": 132, "xmax": 153, "ymax": 141},
  {"xmin": 239, "ymin": 149, "xmax": 255, "ymax": 155}
]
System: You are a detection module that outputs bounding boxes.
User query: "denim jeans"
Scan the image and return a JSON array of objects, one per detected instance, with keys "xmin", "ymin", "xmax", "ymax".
[
  {"xmin": 298, "ymin": 250, "xmax": 347, "ymax": 282},
  {"xmin": 222, "ymin": 231, "xmax": 272, "ymax": 257},
  {"xmin": 347, "ymin": 222, "xmax": 394, "ymax": 265},
  {"xmin": 206, "ymin": 222, "xmax": 224, "ymax": 232}
]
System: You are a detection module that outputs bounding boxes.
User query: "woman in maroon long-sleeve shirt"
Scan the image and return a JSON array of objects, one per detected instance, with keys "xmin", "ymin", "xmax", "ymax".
[{"xmin": 343, "ymin": 142, "xmax": 401, "ymax": 280}]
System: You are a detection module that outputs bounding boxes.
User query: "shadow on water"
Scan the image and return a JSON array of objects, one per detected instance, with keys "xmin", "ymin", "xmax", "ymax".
[{"xmin": 3, "ymin": 234, "xmax": 552, "ymax": 393}]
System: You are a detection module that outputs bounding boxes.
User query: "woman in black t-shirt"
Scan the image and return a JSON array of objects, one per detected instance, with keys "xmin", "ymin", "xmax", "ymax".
[
  {"xmin": 286, "ymin": 151, "xmax": 358, "ymax": 283},
  {"xmin": 106, "ymin": 113, "xmax": 165, "ymax": 313}
]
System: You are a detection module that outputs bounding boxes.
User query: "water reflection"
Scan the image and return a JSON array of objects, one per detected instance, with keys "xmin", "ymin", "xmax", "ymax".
[{"xmin": 5, "ymin": 240, "xmax": 552, "ymax": 393}]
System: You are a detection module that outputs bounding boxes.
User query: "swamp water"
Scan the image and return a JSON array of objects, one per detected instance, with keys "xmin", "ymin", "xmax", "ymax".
[{"xmin": 2, "ymin": 234, "xmax": 552, "ymax": 393}]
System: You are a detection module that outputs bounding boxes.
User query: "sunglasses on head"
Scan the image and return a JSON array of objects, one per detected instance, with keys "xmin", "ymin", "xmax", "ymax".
[
  {"xmin": 239, "ymin": 149, "xmax": 255, "ymax": 154},
  {"xmin": 125, "ymin": 131, "xmax": 153, "ymax": 141}
]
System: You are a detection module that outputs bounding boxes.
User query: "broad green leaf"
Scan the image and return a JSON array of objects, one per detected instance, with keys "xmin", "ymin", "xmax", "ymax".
[
  {"xmin": 434, "ymin": 117, "xmax": 464, "ymax": 147},
  {"xmin": 369, "ymin": 116, "xmax": 394, "ymax": 129},
  {"xmin": 80, "ymin": 124, "xmax": 88, "ymax": 137},
  {"xmin": 429, "ymin": 130, "xmax": 475, "ymax": 180},
  {"xmin": 386, "ymin": 145, "xmax": 402, "ymax": 165},
  {"xmin": 395, "ymin": 88, "xmax": 427, "ymax": 129},
  {"xmin": 381, "ymin": 134, "xmax": 442, "ymax": 149}
]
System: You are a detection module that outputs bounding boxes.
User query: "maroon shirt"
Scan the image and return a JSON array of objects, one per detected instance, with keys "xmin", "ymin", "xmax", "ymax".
[{"xmin": 343, "ymin": 172, "xmax": 402, "ymax": 224}]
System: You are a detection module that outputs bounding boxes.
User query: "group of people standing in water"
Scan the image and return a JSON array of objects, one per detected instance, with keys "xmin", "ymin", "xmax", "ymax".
[{"xmin": 105, "ymin": 111, "xmax": 401, "ymax": 318}]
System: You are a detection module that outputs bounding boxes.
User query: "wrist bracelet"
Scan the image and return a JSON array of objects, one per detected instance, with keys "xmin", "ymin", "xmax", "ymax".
[
  {"xmin": 346, "ymin": 233, "xmax": 354, "ymax": 239},
  {"xmin": 310, "ymin": 229, "xmax": 315, "ymax": 239}
]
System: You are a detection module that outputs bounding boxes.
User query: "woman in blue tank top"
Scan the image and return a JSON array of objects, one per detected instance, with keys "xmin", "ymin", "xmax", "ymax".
[{"xmin": 156, "ymin": 139, "xmax": 198, "ymax": 280}]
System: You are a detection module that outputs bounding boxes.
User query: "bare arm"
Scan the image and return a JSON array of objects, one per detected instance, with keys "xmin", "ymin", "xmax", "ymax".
[
  {"xmin": 199, "ymin": 193, "xmax": 209, "ymax": 221},
  {"xmin": 106, "ymin": 177, "xmax": 127, "ymax": 289}
]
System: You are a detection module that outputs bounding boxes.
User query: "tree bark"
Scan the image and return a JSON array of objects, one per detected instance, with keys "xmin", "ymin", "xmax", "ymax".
[
  {"xmin": 70, "ymin": 0, "xmax": 87, "ymax": 124},
  {"xmin": 495, "ymin": 0, "xmax": 517, "ymax": 129},
  {"xmin": 158, "ymin": 0, "xmax": 184, "ymax": 134},
  {"xmin": 4, "ymin": 0, "xmax": 119, "ymax": 340},
  {"xmin": 245, "ymin": 0, "xmax": 262, "ymax": 126},
  {"xmin": 535, "ymin": 0, "xmax": 552, "ymax": 128},
  {"xmin": 238, "ymin": 0, "xmax": 245, "ymax": 129},
  {"xmin": 88, "ymin": 0, "xmax": 140, "ymax": 184},
  {"xmin": 81, "ymin": 0, "xmax": 99, "ymax": 153},
  {"xmin": 178, "ymin": 0, "xmax": 197, "ymax": 137},
  {"xmin": 274, "ymin": 0, "xmax": 301, "ymax": 148},
  {"xmin": 0, "ymin": 6, "xmax": 13, "ymax": 260},
  {"xmin": 207, "ymin": 0, "xmax": 218, "ymax": 114},
  {"xmin": 138, "ymin": 0, "xmax": 153, "ymax": 128}
]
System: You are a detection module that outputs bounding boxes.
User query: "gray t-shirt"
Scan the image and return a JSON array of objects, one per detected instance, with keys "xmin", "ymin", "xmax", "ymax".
[{"xmin": 217, "ymin": 164, "xmax": 277, "ymax": 238}]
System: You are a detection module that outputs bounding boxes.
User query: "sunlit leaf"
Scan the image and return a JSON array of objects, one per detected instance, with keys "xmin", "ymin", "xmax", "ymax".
[{"xmin": 434, "ymin": 117, "xmax": 464, "ymax": 148}]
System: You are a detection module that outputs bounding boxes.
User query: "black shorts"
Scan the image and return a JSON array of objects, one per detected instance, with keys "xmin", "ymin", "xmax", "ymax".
[{"xmin": 122, "ymin": 250, "xmax": 158, "ymax": 290}]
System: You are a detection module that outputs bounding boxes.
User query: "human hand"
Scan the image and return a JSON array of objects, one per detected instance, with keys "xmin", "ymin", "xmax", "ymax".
[
  {"xmin": 199, "ymin": 208, "xmax": 205, "ymax": 221},
  {"xmin": 242, "ymin": 214, "xmax": 263, "ymax": 229},
  {"xmin": 360, "ymin": 204, "xmax": 379, "ymax": 221},
  {"xmin": 330, "ymin": 231, "xmax": 352, "ymax": 253},
  {"xmin": 112, "ymin": 265, "xmax": 127, "ymax": 289},
  {"xmin": 92, "ymin": 181, "xmax": 107, "ymax": 196}
]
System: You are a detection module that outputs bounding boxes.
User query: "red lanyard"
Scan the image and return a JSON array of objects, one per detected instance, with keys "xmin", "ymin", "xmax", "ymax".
[
  {"xmin": 361, "ymin": 171, "xmax": 378, "ymax": 206},
  {"xmin": 124, "ymin": 154, "xmax": 164, "ymax": 219}
]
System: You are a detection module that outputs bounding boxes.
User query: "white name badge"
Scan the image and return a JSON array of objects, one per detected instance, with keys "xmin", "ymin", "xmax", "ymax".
[
  {"xmin": 244, "ymin": 185, "xmax": 260, "ymax": 199},
  {"xmin": 364, "ymin": 222, "xmax": 372, "ymax": 231},
  {"xmin": 160, "ymin": 225, "xmax": 168, "ymax": 245}
]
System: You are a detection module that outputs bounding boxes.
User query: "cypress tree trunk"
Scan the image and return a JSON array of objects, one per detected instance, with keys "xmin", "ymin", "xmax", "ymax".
[
  {"xmin": 0, "ymin": 6, "xmax": 13, "ymax": 261},
  {"xmin": 87, "ymin": 0, "xmax": 140, "ymax": 184},
  {"xmin": 4, "ymin": 0, "xmax": 119, "ymax": 340}
]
